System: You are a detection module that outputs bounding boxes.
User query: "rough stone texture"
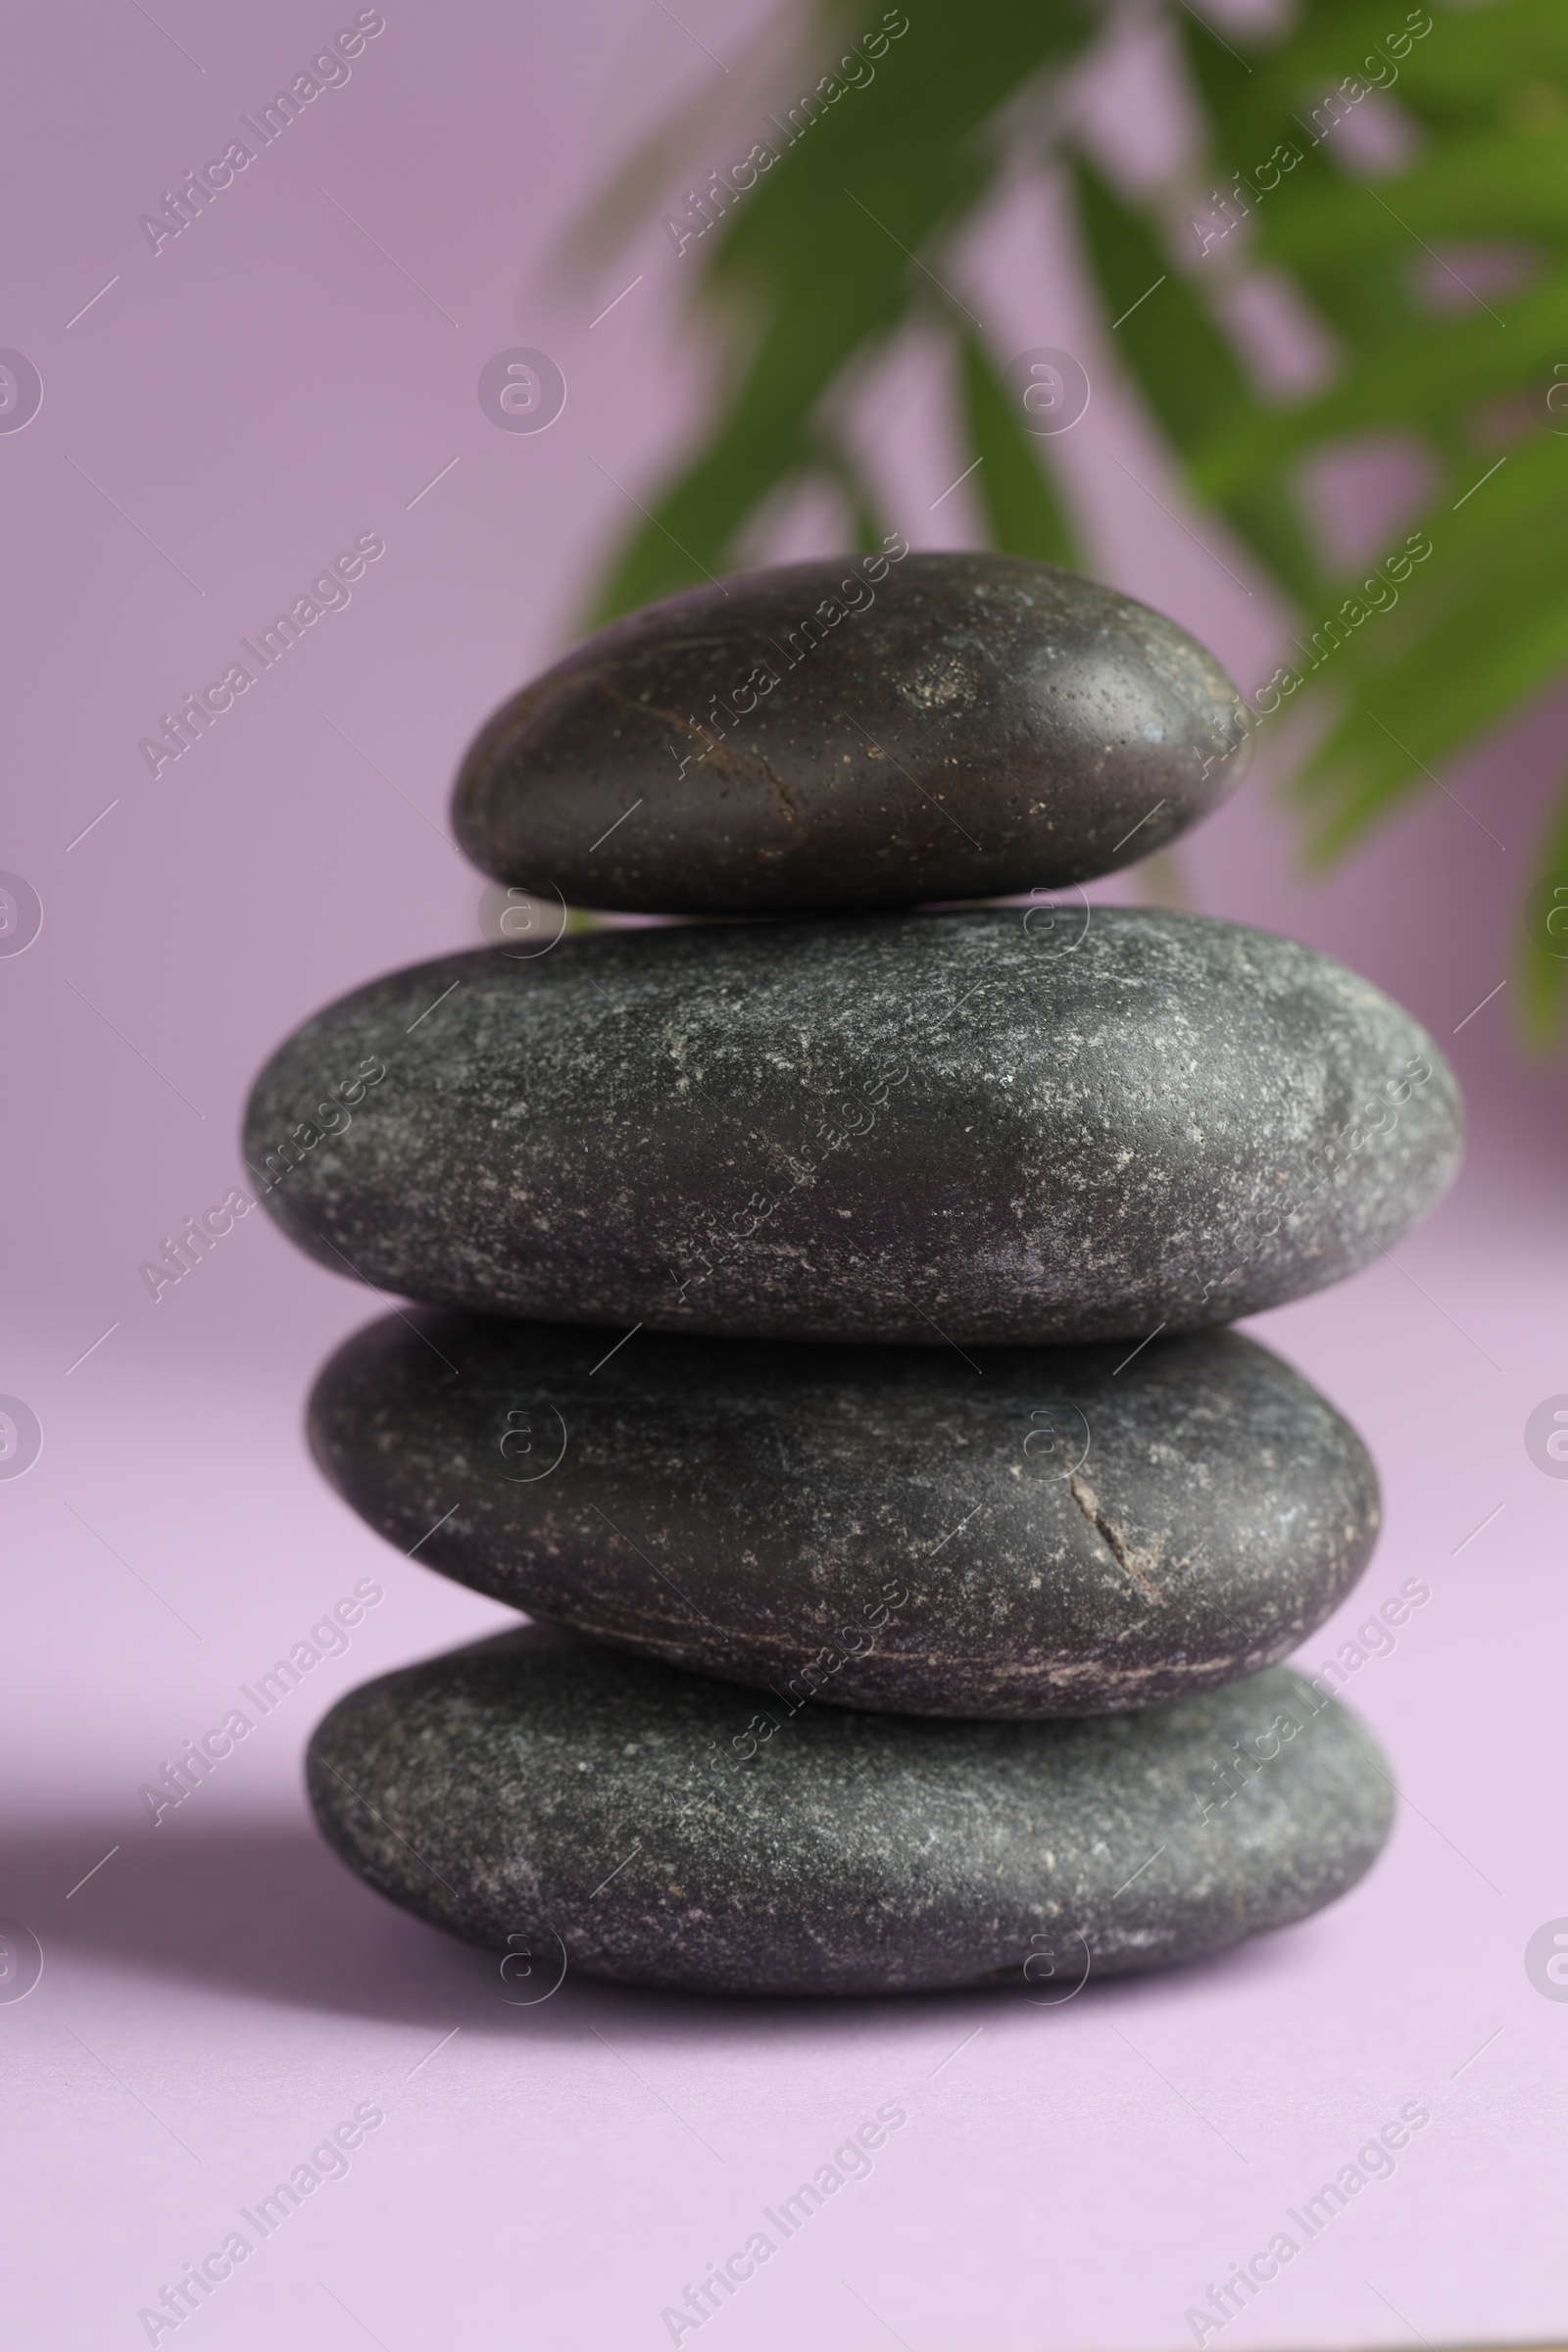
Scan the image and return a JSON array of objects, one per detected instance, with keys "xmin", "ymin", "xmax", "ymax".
[
  {"xmin": 245, "ymin": 907, "xmax": 1463, "ymax": 1344},
  {"xmin": 310, "ymin": 1316, "xmax": 1380, "ymax": 1717},
  {"xmin": 307, "ymin": 1635, "xmax": 1394, "ymax": 1996},
  {"xmin": 450, "ymin": 553, "xmax": 1251, "ymax": 913}
]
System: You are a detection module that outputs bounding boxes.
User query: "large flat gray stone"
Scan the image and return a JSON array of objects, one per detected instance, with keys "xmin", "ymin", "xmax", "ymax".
[
  {"xmin": 309, "ymin": 1317, "xmax": 1380, "ymax": 1717},
  {"xmin": 307, "ymin": 1635, "xmax": 1394, "ymax": 1996},
  {"xmin": 245, "ymin": 907, "xmax": 1462, "ymax": 1343}
]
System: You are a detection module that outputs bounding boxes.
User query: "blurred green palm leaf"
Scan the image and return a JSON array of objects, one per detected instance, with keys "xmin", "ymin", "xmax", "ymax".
[{"xmin": 580, "ymin": 0, "xmax": 1568, "ymax": 1041}]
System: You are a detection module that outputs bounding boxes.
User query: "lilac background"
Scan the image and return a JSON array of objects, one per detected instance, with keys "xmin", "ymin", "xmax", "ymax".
[{"xmin": 4, "ymin": 2, "xmax": 1566, "ymax": 2344}]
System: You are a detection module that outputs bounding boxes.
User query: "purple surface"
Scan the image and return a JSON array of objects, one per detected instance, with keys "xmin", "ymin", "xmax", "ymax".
[{"xmin": 4, "ymin": 2, "xmax": 1566, "ymax": 2344}]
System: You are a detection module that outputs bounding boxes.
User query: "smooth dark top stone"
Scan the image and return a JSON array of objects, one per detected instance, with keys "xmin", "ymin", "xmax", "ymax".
[
  {"xmin": 307, "ymin": 1634, "xmax": 1394, "ymax": 1996},
  {"xmin": 310, "ymin": 1316, "xmax": 1380, "ymax": 1718},
  {"xmin": 450, "ymin": 553, "xmax": 1251, "ymax": 912},
  {"xmin": 244, "ymin": 907, "xmax": 1462, "ymax": 1344}
]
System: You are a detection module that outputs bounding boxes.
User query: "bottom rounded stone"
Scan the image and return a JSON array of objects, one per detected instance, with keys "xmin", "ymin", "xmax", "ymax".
[{"xmin": 307, "ymin": 1632, "xmax": 1393, "ymax": 1997}]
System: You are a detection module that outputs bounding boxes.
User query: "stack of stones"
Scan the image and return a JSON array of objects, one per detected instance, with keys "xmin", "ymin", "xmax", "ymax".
[{"xmin": 244, "ymin": 553, "xmax": 1463, "ymax": 1998}]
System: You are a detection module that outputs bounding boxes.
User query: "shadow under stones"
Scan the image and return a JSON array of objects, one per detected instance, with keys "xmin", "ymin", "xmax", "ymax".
[{"xmin": 3, "ymin": 1809, "xmax": 1307, "ymax": 2052}]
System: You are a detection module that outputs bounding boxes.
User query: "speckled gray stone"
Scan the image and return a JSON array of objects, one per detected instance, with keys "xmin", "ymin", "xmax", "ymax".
[
  {"xmin": 450, "ymin": 553, "xmax": 1251, "ymax": 913},
  {"xmin": 306, "ymin": 1635, "xmax": 1394, "ymax": 1995},
  {"xmin": 309, "ymin": 1317, "xmax": 1379, "ymax": 1717},
  {"xmin": 244, "ymin": 907, "xmax": 1462, "ymax": 1344}
]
